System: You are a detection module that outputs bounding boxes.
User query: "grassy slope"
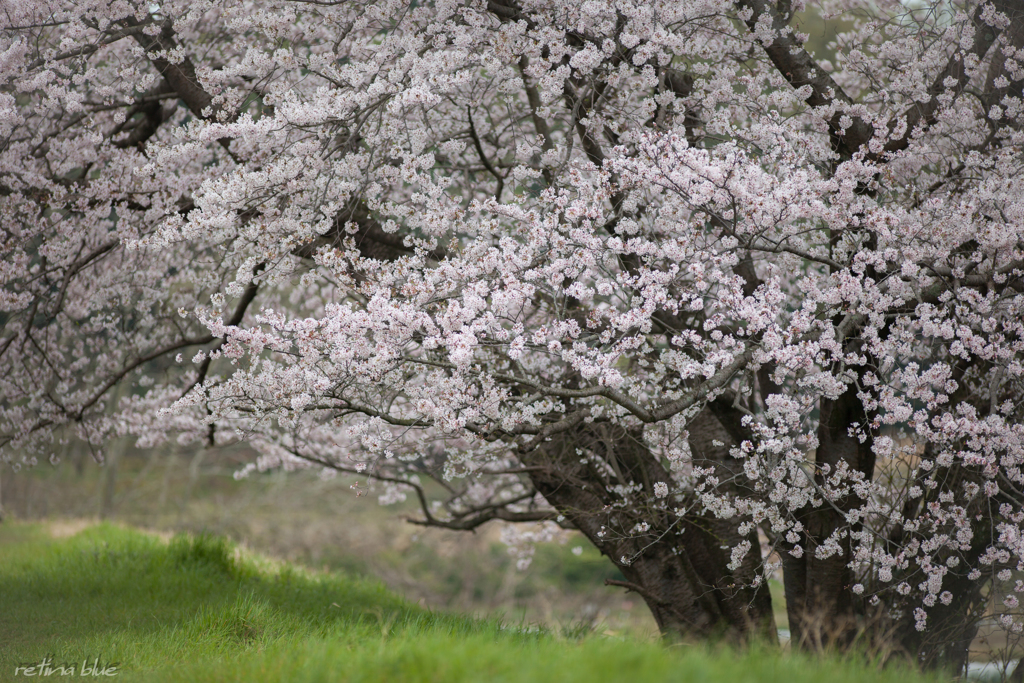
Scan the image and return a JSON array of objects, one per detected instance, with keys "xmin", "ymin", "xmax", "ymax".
[{"xmin": 0, "ymin": 522, "xmax": 937, "ymax": 683}]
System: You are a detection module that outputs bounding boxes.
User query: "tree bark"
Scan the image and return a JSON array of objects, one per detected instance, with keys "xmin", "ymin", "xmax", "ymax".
[
  {"xmin": 782, "ymin": 385, "xmax": 870, "ymax": 648},
  {"xmin": 524, "ymin": 414, "xmax": 776, "ymax": 641}
]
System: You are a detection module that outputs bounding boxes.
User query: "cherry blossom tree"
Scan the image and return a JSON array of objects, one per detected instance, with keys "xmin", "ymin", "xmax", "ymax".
[{"xmin": 2, "ymin": 0, "xmax": 1024, "ymax": 668}]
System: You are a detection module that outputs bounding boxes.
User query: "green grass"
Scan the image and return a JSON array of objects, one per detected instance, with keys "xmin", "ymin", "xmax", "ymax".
[{"xmin": 0, "ymin": 522, "xmax": 939, "ymax": 683}]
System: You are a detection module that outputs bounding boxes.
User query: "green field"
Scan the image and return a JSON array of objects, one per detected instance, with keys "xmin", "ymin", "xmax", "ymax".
[{"xmin": 0, "ymin": 522, "xmax": 943, "ymax": 683}]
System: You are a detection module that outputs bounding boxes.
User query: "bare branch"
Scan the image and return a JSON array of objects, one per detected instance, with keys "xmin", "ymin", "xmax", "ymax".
[
  {"xmin": 467, "ymin": 106, "xmax": 505, "ymax": 200},
  {"xmin": 26, "ymin": 23, "xmax": 151, "ymax": 70}
]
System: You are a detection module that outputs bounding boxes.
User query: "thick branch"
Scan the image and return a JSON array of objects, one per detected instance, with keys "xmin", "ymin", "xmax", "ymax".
[
  {"xmin": 124, "ymin": 18, "xmax": 215, "ymax": 119},
  {"xmin": 738, "ymin": 0, "xmax": 871, "ymax": 158},
  {"xmin": 26, "ymin": 23, "xmax": 151, "ymax": 70},
  {"xmin": 467, "ymin": 106, "xmax": 505, "ymax": 200},
  {"xmin": 294, "ymin": 200, "xmax": 447, "ymax": 263},
  {"xmin": 74, "ymin": 275, "xmax": 260, "ymax": 420},
  {"xmin": 738, "ymin": 0, "xmax": 1007, "ymax": 161}
]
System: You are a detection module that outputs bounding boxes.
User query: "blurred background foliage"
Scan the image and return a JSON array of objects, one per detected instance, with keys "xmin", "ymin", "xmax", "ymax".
[{"xmin": 0, "ymin": 438, "xmax": 668, "ymax": 637}]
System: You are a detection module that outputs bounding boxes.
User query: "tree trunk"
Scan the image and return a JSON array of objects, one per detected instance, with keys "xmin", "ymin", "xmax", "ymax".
[
  {"xmin": 524, "ymin": 412, "xmax": 777, "ymax": 641},
  {"xmin": 891, "ymin": 453, "xmax": 993, "ymax": 672},
  {"xmin": 782, "ymin": 386, "xmax": 871, "ymax": 649},
  {"xmin": 895, "ymin": 559, "xmax": 988, "ymax": 673}
]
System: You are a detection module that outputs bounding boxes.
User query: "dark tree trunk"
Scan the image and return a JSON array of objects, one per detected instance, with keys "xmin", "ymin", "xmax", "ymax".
[
  {"xmin": 895, "ymin": 555, "xmax": 988, "ymax": 673},
  {"xmin": 783, "ymin": 384, "xmax": 872, "ymax": 648},
  {"xmin": 524, "ymin": 412, "xmax": 777, "ymax": 641},
  {"xmin": 889, "ymin": 362, "xmax": 1002, "ymax": 671},
  {"xmin": 889, "ymin": 448, "xmax": 993, "ymax": 672},
  {"xmin": 783, "ymin": 377, "xmax": 992, "ymax": 665}
]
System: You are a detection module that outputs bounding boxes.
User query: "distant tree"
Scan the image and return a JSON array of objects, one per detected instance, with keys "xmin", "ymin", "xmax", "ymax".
[{"xmin": 2, "ymin": 0, "xmax": 1024, "ymax": 668}]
